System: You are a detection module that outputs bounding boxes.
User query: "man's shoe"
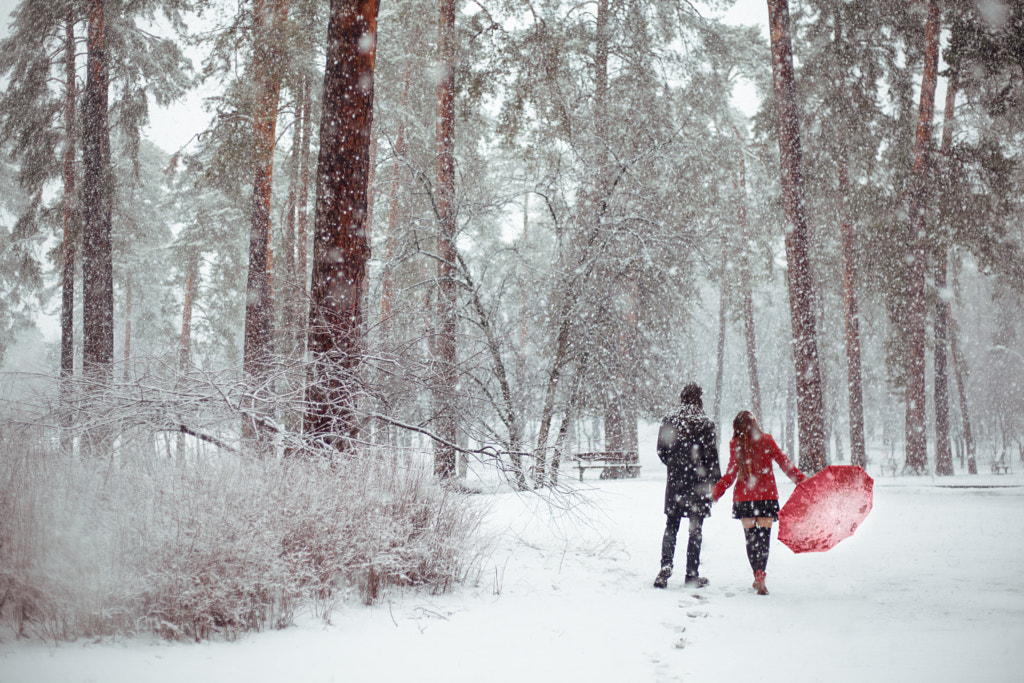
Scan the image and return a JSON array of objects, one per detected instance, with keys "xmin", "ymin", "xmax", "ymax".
[
  {"xmin": 653, "ymin": 565, "xmax": 672, "ymax": 589},
  {"xmin": 683, "ymin": 575, "xmax": 709, "ymax": 588}
]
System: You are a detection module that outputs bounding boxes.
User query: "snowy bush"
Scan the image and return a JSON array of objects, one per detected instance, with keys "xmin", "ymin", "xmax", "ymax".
[{"xmin": 0, "ymin": 432, "xmax": 483, "ymax": 642}]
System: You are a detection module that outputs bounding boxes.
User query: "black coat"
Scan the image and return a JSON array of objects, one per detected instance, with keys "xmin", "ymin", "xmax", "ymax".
[{"xmin": 658, "ymin": 404, "xmax": 721, "ymax": 518}]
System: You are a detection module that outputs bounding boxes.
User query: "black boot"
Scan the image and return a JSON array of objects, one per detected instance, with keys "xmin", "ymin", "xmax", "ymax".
[
  {"xmin": 654, "ymin": 565, "xmax": 672, "ymax": 589},
  {"xmin": 655, "ymin": 516, "xmax": 681, "ymax": 588}
]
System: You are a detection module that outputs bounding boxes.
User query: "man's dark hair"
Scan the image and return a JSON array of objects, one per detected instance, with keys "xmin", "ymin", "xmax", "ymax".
[{"xmin": 680, "ymin": 382, "xmax": 703, "ymax": 407}]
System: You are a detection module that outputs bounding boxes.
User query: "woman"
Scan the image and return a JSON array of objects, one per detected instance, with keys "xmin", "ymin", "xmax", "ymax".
[{"xmin": 711, "ymin": 410, "xmax": 806, "ymax": 595}]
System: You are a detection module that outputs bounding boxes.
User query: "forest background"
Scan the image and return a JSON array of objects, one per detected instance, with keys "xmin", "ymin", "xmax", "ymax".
[{"xmin": 0, "ymin": 0, "xmax": 1023, "ymax": 642}]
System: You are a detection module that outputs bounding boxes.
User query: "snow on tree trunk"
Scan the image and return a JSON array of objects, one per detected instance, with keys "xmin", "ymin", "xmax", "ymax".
[
  {"xmin": 243, "ymin": 0, "xmax": 290, "ymax": 454},
  {"xmin": 837, "ymin": 146, "xmax": 866, "ymax": 468},
  {"xmin": 296, "ymin": 73, "xmax": 313, "ymax": 354},
  {"xmin": 766, "ymin": 0, "xmax": 827, "ymax": 473},
  {"xmin": 380, "ymin": 61, "xmax": 411, "ymax": 340},
  {"xmin": 714, "ymin": 232, "xmax": 727, "ymax": 434},
  {"xmin": 177, "ymin": 250, "xmax": 199, "ymax": 460},
  {"xmin": 433, "ymin": 0, "xmax": 458, "ymax": 479},
  {"xmin": 950, "ymin": 314, "xmax": 976, "ymax": 474},
  {"xmin": 904, "ymin": 0, "xmax": 940, "ymax": 475},
  {"xmin": 179, "ymin": 252, "xmax": 198, "ymax": 373},
  {"xmin": 61, "ymin": 12, "xmax": 76, "ymax": 385},
  {"xmin": 122, "ymin": 268, "xmax": 132, "ymax": 381},
  {"xmin": 934, "ymin": 77, "xmax": 958, "ymax": 477},
  {"xmin": 593, "ymin": 0, "xmax": 637, "ymax": 458},
  {"xmin": 303, "ymin": 0, "xmax": 380, "ymax": 452},
  {"xmin": 82, "ymin": 0, "xmax": 114, "ymax": 382},
  {"xmin": 281, "ymin": 95, "xmax": 301, "ymax": 353},
  {"xmin": 59, "ymin": 11, "xmax": 78, "ymax": 454}
]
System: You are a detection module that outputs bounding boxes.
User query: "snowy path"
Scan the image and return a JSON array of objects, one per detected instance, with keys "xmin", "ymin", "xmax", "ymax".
[{"xmin": 2, "ymin": 467, "xmax": 1023, "ymax": 683}]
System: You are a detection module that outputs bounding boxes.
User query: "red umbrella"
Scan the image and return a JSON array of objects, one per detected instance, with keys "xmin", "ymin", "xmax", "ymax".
[{"xmin": 778, "ymin": 465, "xmax": 873, "ymax": 553}]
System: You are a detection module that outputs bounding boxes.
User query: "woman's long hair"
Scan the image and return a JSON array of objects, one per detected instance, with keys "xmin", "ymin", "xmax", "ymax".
[{"xmin": 732, "ymin": 410, "xmax": 761, "ymax": 480}]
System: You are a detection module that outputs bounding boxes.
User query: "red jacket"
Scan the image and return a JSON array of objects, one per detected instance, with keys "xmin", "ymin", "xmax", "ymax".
[{"xmin": 711, "ymin": 433, "xmax": 806, "ymax": 503}]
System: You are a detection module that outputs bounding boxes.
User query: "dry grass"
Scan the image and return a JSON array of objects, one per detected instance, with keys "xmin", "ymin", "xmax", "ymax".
[{"xmin": 0, "ymin": 436, "xmax": 483, "ymax": 642}]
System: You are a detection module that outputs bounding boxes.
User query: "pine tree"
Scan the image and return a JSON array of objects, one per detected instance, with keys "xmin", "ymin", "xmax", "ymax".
[
  {"xmin": 242, "ymin": 0, "xmax": 292, "ymax": 452},
  {"xmin": 766, "ymin": 0, "xmax": 827, "ymax": 473},
  {"xmin": 432, "ymin": 0, "xmax": 458, "ymax": 478},
  {"xmin": 303, "ymin": 0, "xmax": 380, "ymax": 451}
]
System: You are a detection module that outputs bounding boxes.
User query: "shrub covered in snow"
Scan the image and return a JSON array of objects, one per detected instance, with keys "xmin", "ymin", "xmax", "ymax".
[{"xmin": 0, "ymin": 435, "xmax": 483, "ymax": 642}]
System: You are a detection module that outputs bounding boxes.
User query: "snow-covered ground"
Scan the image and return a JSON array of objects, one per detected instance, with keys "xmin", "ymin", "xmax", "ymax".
[{"xmin": 2, "ymin": 440, "xmax": 1022, "ymax": 683}]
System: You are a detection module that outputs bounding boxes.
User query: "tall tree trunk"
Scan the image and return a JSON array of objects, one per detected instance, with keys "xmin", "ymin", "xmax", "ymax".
[
  {"xmin": 61, "ymin": 13, "xmax": 77, "ymax": 386},
  {"xmin": 535, "ymin": 304, "xmax": 571, "ymax": 480},
  {"xmin": 460, "ymin": 252, "xmax": 526, "ymax": 488},
  {"xmin": 281, "ymin": 94, "xmax": 302, "ymax": 351},
  {"xmin": 594, "ymin": 0, "xmax": 633, "ymax": 460},
  {"xmin": 296, "ymin": 73, "xmax": 313, "ymax": 352},
  {"xmin": 177, "ymin": 251, "xmax": 199, "ymax": 459},
  {"xmin": 60, "ymin": 13, "xmax": 78, "ymax": 452},
  {"xmin": 766, "ymin": 0, "xmax": 827, "ymax": 472},
  {"xmin": 243, "ymin": 0, "xmax": 290, "ymax": 453},
  {"xmin": 303, "ymin": 0, "xmax": 380, "ymax": 451},
  {"xmin": 122, "ymin": 268, "xmax": 132, "ymax": 381},
  {"xmin": 829, "ymin": 0, "xmax": 866, "ymax": 470},
  {"xmin": 934, "ymin": 77, "xmax": 958, "ymax": 477},
  {"xmin": 179, "ymin": 253, "xmax": 198, "ymax": 372},
  {"xmin": 949, "ymin": 316, "xmax": 976, "ymax": 474},
  {"xmin": 713, "ymin": 232, "xmax": 727, "ymax": 434},
  {"xmin": 837, "ymin": 146, "xmax": 867, "ymax": 468},
  {"xmin": 433, "ymin": 0, "xmax": 458, "ymax": 479},
  {"xmin": 82, "ymin": 0, "xmax": 113, "ymax": 383},
  {"xmin": 380, "ymin": 61, "xmax": 412, "ymax": 339},
  {"xmin": 734, "ymin": 136, "xmax": 762, "ymax": 419},
  {"xmin": 904, "ymin": 0, "xmax": 940, "ymax": 474}
]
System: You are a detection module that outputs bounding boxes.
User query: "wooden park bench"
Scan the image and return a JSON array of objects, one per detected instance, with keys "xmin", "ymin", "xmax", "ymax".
[
  {"xmin": 991, "ymin": 455, "xmax": 1011, "ymax": 474},
  {"xmin": 573, "ymin": 451, "xmax": 641, "ymax": 481}
]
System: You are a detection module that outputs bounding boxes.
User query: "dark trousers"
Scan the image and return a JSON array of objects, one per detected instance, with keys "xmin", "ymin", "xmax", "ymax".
[{"xmin": 661, "ymin": 515, "xmax": 704, "ymax": 579}]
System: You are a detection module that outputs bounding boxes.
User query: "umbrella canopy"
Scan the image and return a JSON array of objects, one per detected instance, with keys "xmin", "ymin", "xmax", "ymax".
[{"xmin": 778, "ymin": 465, "xmax": 874, "ymax": 553}]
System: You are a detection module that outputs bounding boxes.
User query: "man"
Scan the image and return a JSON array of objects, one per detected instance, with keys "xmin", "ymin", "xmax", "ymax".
[{"xmin": 654, "ymin": 382, "xmax": 720, "ymax": 589}]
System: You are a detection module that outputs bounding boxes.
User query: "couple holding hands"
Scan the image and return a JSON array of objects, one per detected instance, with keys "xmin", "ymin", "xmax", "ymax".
[{"xmin": 654, "ymin": 383, "xmax": 807, "ymax": 596}]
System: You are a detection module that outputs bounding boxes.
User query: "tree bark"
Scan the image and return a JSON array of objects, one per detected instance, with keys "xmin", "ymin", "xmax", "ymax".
[
  {"xmin": 713, "ymin": 232, "xmax": 727, "ymax": 434},
  {"xmin": 177, "ymin": 251, "xmax": 199, "ymax": 459},
  {"xmin": 433, "ymin": 0, "xmax": 458, "ymax": 479},
  {"xmin": 934, "ymin": 77, "xmax": 958, "ymax": 477},
  {"xmin": 837, "ymin": 146, "xmax": 867, "ymax": 468},
  {"xmin": 949, "ymin": 315, "xmax": 976, "ymax": 474},
  {"xmin": 243, "ymin": 0, "xmax": 291, "ymax": 452},
  {"xmin": 828, "ymin": 0, "xmax": 866, "ymax": 470},
  {"xmin": 734, "ymin": 136, "xmax": 762, "ymax": 420},
  {"xmin": 460, "ymin": 252, "xmax": 526, "ymax": 488},
  {"xmin": 59, "ymin": 12, "xmax": 78, "ymax": 453},
  {"xmin": 122, "ymin": 268, "xmax": 132, "ymax": 381},
  {"xmin": 904, "ymin": 0, "xmax": 940, "ymax": 475},
  {"xmin": 82, "ymin": 0, "xmax": 114, "ymax": 382},
  {"xmin": 179, "ymin": 252, "xmax": 199, "ymax": 372},
  {"xmin": 296, "ymin": 73, "xmax": 312, "ymax": 352},
  {"xmin": 61, "ymin": 13, "xmax": 77, "ymax": 385},
  {"xmin": 766, "ymin": 0, "xmax": 827, "ymax": 472},
  {"xmin": 381, "ymin": 59, "xmax": 413, "ymax": 339},
  {"xmin": 303, "ymin": 0, "xmax": 380, "ymax": 451},
  {"xmin": 281, "ymin": 92, "xmax": 302, "ymax": 351}
]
